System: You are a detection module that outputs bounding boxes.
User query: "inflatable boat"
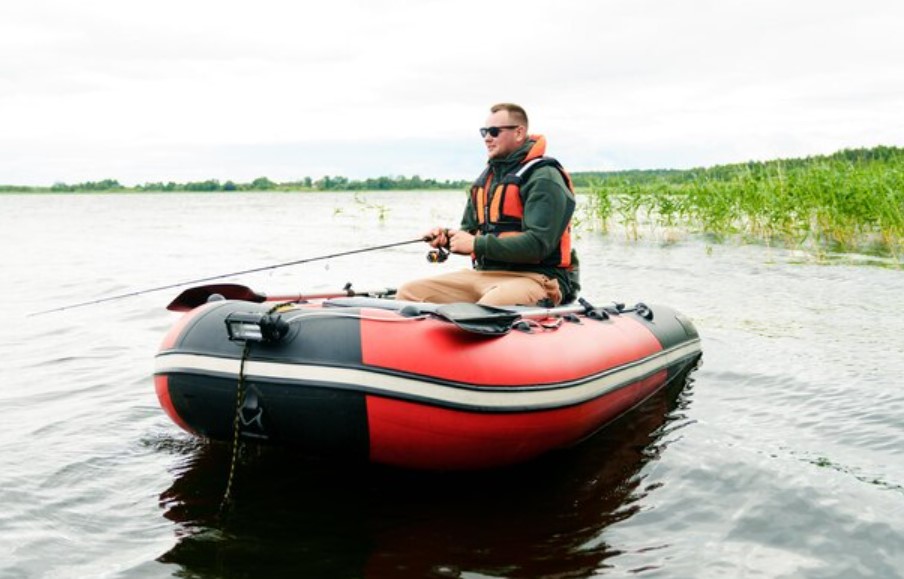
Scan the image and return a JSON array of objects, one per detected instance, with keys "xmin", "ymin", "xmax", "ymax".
[{"xmin": 154, "ymin": 287, "xmax": 701, "ymax": 470}]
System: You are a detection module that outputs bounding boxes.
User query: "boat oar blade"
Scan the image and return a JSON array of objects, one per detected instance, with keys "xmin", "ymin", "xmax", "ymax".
[
  {"xmin": 431, "ymin": 303, "xmax": 522, "ymax": 337},
  {"xmin": 167, "ymin": 284, "xmax": 265, "ymax": 311}
]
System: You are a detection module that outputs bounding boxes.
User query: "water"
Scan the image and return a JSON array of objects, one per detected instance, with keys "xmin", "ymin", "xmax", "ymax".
[{"xmin": 1, "ymin": 191, "xmax": 902, "ymax": 578}]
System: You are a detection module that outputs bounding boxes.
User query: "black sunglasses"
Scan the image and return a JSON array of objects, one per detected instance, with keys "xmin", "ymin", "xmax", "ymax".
[{"xmin": 479, "ymin": 125, "xmax": 520, "ymax": 138}]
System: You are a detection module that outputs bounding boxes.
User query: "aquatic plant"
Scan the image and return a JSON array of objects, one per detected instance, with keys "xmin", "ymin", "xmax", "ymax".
[{"xmin": 583, "ymin": 146, "xmax": 904, "ymax": 258}]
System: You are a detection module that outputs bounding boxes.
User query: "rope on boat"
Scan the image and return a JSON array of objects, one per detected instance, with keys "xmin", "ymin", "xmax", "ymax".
[
  {"xmin": 219, "ymin": 341, "xmax": 251, "ymax": 516},
  {"xmin": 219, "ymin": 300, "xmax": 296, "ymax": 516}
]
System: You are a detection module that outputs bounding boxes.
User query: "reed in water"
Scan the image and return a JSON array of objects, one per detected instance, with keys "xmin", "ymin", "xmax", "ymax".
[{"xmin": 581, "ymin": 146, "xmax": 904, "ymax": 258}]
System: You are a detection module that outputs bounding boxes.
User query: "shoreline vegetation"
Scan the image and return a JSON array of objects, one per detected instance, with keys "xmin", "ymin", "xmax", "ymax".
[
  {"xmin": 582, "ymin": 146, "xmax": 903, "ymax": 258},
  {"xmin": 3, "ymin": 145, "xmax": 901, "ymax": 257}
]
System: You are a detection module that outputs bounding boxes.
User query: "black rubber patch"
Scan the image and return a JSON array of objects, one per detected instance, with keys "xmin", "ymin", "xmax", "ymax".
[
  {"xmin": 630, "ymin": 304, "xmax": 700, "ymax": 350},
  {"xmin": 166, "ymin": 373, "xmax": 370, "ymax": 459}
]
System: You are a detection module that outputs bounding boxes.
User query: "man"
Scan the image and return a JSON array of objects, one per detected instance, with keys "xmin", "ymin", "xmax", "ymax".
[{"xmin": 396, "ymin": 103, "xmax": 579, "ymax": 306}]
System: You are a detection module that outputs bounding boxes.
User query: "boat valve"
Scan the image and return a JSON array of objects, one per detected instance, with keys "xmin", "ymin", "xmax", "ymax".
[{"xmin": 634, "ymin": 302, "xmax": 654, "ymax": 320}]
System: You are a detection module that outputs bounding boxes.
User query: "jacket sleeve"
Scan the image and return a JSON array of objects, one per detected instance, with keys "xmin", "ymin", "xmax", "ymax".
[{"xmin": 473, "ymin": 167, "xmax": 571, "ymax": 263}]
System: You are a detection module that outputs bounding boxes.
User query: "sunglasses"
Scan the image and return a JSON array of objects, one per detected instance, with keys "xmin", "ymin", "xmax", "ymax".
[{"xmin": 479, "ymin": 125, "xmax": 520, "ymax": 138}]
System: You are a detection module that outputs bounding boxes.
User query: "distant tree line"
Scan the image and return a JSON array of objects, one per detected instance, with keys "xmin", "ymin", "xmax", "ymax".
[
  {"xmin": 570, "ymin": 169, "xmax": 685, "ymax": 188},
  {"xmin": 48, "ymin": 179, "xmax": 125, "ymax": 192},
  {"xmin": 570, "ymin": 146, "xmax": 904, "ymax": 188},
  {"xmin": 134, "ymin": 177, "xmax": 279, "ymax": 192},
  {"xmin": 4, "ymin": 146, "xmax": 899, "ymax": 195},
  {"xmin": 1, "ymin": 175, "xmax": 471, "ymax": 193},
  {"xmin": 305, "ymin": 175, "xmax": 469, "ymax": 191}
]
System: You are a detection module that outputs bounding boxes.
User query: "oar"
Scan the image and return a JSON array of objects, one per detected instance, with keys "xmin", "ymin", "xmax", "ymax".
[
  {"xmin": 324, "ymin": 297, "xmax": 620, "ymax": 336},
  {"xmin": 422, "ymin": 299, "xmax": 652, "ymax": 336},
  {"xmin": 166, "ymin": 283, "xmax": 395, "ymax": 312},
  {"xmin": 413, "ymin": 300, "xmax": 599, "ymax": 336}
]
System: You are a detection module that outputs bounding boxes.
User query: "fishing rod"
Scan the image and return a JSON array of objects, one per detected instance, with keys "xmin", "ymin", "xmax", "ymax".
[{"xmin": 29, "ymin": 236, "xmax": 430, "ymax": 316}]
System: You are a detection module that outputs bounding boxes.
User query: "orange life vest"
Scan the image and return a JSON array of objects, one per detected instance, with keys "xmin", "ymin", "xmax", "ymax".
[{"xmin": 470, "ymin": 136, "xmax": 575, "ymax": 269}]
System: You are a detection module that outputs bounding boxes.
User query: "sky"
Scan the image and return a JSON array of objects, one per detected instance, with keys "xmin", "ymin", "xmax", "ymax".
[{"xmin": 1, "ymin": 0, "xmax": 902, "ymax": 186}]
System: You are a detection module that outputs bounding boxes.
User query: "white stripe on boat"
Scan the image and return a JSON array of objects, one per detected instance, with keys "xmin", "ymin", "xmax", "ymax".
[{"xmin": 154, "ymin": 339, "xmax": 701, "ymax": 411}]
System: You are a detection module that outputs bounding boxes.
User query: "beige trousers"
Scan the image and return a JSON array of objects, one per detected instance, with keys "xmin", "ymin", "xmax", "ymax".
[{"xmin": 396, "ymin": 269, "xmax": 562, "ymax": 306}]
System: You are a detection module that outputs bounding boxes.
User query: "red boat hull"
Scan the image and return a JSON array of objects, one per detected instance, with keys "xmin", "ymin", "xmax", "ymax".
[{"xmin": 154, "ymin": 298, "xmax": 701, "ymax": 470}]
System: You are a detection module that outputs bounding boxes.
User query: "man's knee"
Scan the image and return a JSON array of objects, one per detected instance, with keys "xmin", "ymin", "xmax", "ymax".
[
  {"xmin": 395, "ymin": 280, "xmax": 425, "ymax": 301},
  {"xmin": 476, "ymin": 275, "xmax": 560, "ymax": 307},
  {"xmin": 396, "ymin": 275, "xmax": 475, "ymax": 304},
  {"xmin": 477, "ymin": 284, "xmax": 541, "ymax": 307}
]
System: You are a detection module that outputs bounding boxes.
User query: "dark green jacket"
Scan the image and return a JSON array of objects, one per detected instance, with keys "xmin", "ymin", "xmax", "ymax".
[{"xmin": 461, "ymin": 137, "xmax": 580, "ymax": 302}]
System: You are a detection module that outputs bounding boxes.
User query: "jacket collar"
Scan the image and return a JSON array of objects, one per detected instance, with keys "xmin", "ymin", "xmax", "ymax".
[{"xmin": 488, "ymin": 134, "xmax": 546, "ymax": 172}]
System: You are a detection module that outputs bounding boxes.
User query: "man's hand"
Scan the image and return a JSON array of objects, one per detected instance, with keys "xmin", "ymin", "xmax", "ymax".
[
  {"xmin": 422, "ymin": 227, "xmax": 449, "ymax": 248},
  {"xmin": 449, "ymin": 230, "xmax": 475, "ymax": 255}
]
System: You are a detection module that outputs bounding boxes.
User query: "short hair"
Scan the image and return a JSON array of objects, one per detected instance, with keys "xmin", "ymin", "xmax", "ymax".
[{"xmin": 490, "ymin": 103, "xmax": 528, "ymax": 129}]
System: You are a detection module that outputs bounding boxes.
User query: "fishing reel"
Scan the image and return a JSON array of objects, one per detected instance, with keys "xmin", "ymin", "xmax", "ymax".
[
  {"xmin": 426, "ymin": 247, "xmax": 449, "ymax": 263},
  {"xmin": 425, "ymin": 228, "xmax": 451, "ymax": 263}
]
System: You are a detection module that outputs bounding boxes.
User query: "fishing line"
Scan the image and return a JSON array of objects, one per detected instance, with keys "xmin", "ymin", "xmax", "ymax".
[{"xmin": 29, "ymin": 237, "xmax": 428, "ymax": 316}]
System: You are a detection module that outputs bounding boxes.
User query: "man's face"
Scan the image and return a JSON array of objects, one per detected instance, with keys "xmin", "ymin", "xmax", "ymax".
[{"xmin": 483, "ymin": 110, "xmax": 525, "ymax": 160}]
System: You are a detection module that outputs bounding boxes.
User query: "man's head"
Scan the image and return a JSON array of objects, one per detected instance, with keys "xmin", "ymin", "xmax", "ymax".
[{"xmin": 482, "ymin": 103, "xmax": 529, "ymax": 160}]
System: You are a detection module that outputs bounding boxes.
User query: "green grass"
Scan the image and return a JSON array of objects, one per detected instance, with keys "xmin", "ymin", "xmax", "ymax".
[{"xmin": 581, "ymin": 146, "xmax": 904, "ymax": 259}]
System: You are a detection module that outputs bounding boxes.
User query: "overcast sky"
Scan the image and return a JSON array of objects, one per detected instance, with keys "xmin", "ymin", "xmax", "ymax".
[{"xmin": 2, "ymin": 0, "xmax": 901, "ymax": 186}]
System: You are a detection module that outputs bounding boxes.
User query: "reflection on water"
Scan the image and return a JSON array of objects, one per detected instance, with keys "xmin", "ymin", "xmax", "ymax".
[{"xmin": 157, "ymin": 370, "xmax": 696, "ymax": 578}]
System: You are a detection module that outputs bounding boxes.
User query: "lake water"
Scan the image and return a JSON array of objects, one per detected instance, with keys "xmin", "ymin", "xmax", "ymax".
[{"xmin": 1, "ymin": 191, "xmax": 902, "ymax": 578}]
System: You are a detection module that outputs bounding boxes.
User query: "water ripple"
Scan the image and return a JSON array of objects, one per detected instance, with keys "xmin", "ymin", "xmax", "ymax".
[{"xmin": 2, "ymin": 192, "xmax": 902, "ymax": 577}]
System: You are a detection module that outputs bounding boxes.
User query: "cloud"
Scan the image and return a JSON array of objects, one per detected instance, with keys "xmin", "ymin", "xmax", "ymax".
[{"xmin": 1, "ymin": 0, "xmax": 902, "ymax": 184}]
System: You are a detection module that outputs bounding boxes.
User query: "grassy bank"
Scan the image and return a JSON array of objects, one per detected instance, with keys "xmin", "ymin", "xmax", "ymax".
[{"xmin": 580, "ymin": 146, "xmax": 904, "ymax": 257}]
